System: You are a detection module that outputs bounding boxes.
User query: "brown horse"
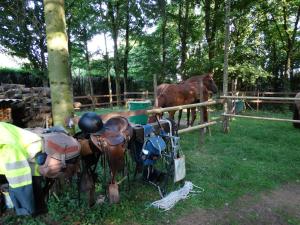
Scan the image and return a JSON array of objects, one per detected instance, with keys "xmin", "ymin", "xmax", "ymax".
[
  {"xmin": 293, "ymin": 92, "xmax": 300, "ymax": 128},
  {"xmin": 184, "ymin": 72, "xmax": 218, "ymax": 126},
  {"xmin": 151, "ymin": 73, "xmax": 218, "ymax": 127},
  {"xmin": 150, "ymin": 83, "xmax": 182, "ymax": 120}
]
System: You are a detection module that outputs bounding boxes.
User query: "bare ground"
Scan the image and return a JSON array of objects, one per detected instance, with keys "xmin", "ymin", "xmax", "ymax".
[{"xmin": 175, "ymin": 183, "xmax": 300, "ymax": 225}]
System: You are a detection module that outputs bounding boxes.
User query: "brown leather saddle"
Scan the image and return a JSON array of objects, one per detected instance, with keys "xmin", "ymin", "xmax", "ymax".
[
  {"xmin": 89, "ymin": 116, "xmax": 133, "ymax": 203},
  {"xmin": 90, "ymin": 116, "xmax": 133, "ymax": 150}
]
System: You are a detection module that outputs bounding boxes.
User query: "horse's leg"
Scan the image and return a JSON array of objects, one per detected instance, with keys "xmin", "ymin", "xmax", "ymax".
[
  {"xmin": 190, "ymin": 107, "xmax": 197, "ymax": 126},
  {"xmin": 203, "ymin": 106, "xmax": 208, "ymax": 123},
  {"xmin": 187, "ymin": 108, "xmax": 190, "ymax": 126},
  {"xmin": 293, "ymin": 105, "xmax": 300, "ymax": 128},
  {"xmin": 178, "ymin": 110, "xmax": 182, "ymax": 128},
  {"xmin": 168, "ymin": 111, "xmax": 175, "ymax": 121}
]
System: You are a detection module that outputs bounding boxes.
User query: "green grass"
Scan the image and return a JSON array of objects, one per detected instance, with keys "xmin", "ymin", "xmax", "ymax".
[{"xmin": 1, "ymin": 110, "xmax": 300, "ymax": 225}]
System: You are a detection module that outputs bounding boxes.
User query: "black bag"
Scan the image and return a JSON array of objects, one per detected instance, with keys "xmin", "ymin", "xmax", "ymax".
[{"xmin": 0, "ymin": 191, "xmax": 6, "ymax": 215}]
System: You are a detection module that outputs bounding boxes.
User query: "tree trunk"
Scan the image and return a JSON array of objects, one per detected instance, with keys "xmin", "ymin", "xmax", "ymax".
[
  {"xmin": 123, "ymin": 0, "xmax": 130, "ymax": 93},
  {"xmin": 204, "ymin": 0, "xmax": 220, "ymax": 72},
  {"xmin": 83, "ymin": 28, "xmax": 95, "ymax": 109},
  {"xmin": 104, "ymin": 33, "xmax": 113, "ymax": 108},
  {"xmin": 284, "ymin": 48, "xmax": 291, "ymax": 91},
  {"xmin": 43, "ymin": 0, "xmax": 74, "ymax": 132},
  {"xmin": 223, "ymin": 0, "xmax": 230, "ymax": 133},
  {"xmin": 108, "ymin": 1, "xmax": 121, "ymax": 106},
  {"xmin": 178, "ymin": 0, "xmax": 190, "ymax": 80},
  {"xmin": 66, "ymin": 14, "xmax": 74, "ymax": 95},
  {"xmin": 39, "ymin": 34, "xmax": 48, "ymax": 87},
  {"xmin": 275, "ymin": 5, "xmax": 300, "ymax": 91},
  {"xmin": 161, "ymin": 0, "xmax": 167, "ymax": 79},
  {"xmin": 153, "ymin": 73, "xmax": 158, "ymax": 107}
]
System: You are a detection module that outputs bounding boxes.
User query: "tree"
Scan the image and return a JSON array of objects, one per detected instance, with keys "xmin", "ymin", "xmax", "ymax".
[
  {"xmin": 264, "ymin": 0, "xmax": 300, "ymax": 90},
  {"xmin": 65, "ymin": 0, "xmax": 99, "ymax": 103},
  {"xmin": 178, "ymin": 0, "xmax": 191, "ymax": 79},
  {"xmin": 203, "ymin": 0, "xmax": 222, "ymax": 72},
  {"xmin": 0, "ymin": 0, "xmax": 48, "ymax": 84},
  {"xmin": 123, "ymin": 0, "xmax": 130, "ymax": 93},
  {"xmin": 107, "ymin": 0, "xmax": 123, "ymax": 106},
  {"xmin": 43, "ymin": 0, "xmax": 74, "ymax": 131},
  {"xmin": 223, "ymin": 0, "xmax": 230, "ymax": 133},
  {"xmin": 159, "ymin": 0, "xmax": 167, "ymax": 78}
]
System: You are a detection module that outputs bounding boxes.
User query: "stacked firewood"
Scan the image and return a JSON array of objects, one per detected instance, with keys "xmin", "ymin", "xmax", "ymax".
[{"xmin": 0, "ymin": 83, "xmax": 52, "ymax": 128}]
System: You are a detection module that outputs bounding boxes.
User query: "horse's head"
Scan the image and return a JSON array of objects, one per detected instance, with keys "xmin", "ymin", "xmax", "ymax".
[{"xmin": 203, "ymin": 73, "xmax": 218, "ymax": 94}]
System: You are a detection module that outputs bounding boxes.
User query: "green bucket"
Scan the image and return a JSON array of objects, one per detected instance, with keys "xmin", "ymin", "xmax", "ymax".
[
  {"xmin": 235, "ymin": 100, "xmax": 245, "ymax": 114},
  {"xmin": 127, "ymin": 100, "xmax": 152, "ymax": 125}
]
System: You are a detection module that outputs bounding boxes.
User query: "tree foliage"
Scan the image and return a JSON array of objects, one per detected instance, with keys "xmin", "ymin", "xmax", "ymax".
[
  {"xmin": 1, "ymin": 0, "xmax": 300, "ymax": 92},
  {"xmin": 0, "ymin": 0, "xmax": 47, "ymax": 72}
]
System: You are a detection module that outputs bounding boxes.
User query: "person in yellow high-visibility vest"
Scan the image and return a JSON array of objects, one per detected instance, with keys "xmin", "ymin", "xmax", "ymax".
[{"xmin": 0, "ymin": 122, "xmax": 47, "ymax": 216}]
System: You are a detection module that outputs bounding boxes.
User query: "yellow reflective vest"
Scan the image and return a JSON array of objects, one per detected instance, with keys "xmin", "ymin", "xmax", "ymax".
[{"xmin": 0, "ymin": 122, "xmax": 42, "ymax": 188}]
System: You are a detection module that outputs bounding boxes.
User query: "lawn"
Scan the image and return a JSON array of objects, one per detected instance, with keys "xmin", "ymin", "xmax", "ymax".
[{"xmin": 1, "ymin": 110, "xmax": 300, "ymax": 225}]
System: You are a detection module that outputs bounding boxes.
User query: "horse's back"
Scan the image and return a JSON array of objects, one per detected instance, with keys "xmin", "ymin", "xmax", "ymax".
[
  {"xmin": 157, "ymin": 83, "xmax": 171, "ymax": 96},
  {"xmin": 157, "ymin": 82, "xmax": 197, "ymax": 107}
]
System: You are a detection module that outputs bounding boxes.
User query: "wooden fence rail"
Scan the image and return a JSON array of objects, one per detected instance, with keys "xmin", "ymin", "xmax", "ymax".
[
  {"xmin": 147, "ymin": 99, "xmax": 223, "ymax": 114},
  {"xmin": 228, "ymin": 91, "xmax": 300, "ymax": 97},
  {"xmin": 221, "ymin": 96, "xmax": 300, "ymax": 101},
  {"xmin": 222, "ymin": 95, "xmax": 300, "ymax": 112},
  {"xmin": 178, "ymin": 121, "xmax": 218, "ymax": 134},
  {"xmin": 73, "ymin": 91, "xmax": 154, "ymax": 108},
  {"xmin": 223, "ymin": 113, "xmax": 300, "ymax": 124},
  {"xmin": 221, "ymin": 94, "xmax": 300, "ymax": 132}
]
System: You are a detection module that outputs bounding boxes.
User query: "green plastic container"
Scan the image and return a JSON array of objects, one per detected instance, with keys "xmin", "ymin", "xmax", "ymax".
[
  {"xmin": 235, "ymin": 100, "xmax": 245, "ymax": 114},
  {"xmin": 127, "ymin": 100, "xmax": 152, "ymax": 125}
]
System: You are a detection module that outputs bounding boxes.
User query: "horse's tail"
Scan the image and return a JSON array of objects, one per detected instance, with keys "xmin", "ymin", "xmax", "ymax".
[{"xmin": 293, "ymin": 104, "xmax": 300, "ymax": 128}]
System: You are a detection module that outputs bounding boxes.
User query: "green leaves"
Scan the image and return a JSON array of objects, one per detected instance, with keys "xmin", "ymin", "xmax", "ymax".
[{"xmin": 229, "ymin": 63, "xmax": 271, "ymax": 84}]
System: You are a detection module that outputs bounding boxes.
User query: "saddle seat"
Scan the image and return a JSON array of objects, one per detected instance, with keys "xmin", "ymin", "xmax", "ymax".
[{"xmin": 90, "ymin": 116, "xmax": 133, "ymax": 151}]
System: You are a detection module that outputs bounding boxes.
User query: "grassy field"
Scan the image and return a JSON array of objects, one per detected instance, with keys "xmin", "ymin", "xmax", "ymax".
[{"xmin": 1, "ymin": 110, "xmax": 300, "ymax": 225}]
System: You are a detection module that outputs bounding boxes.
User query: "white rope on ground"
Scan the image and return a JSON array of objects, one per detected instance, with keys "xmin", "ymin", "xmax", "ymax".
[{"xmin": 150, "ymin": 181, "xmax": 204, "ymax": 211}]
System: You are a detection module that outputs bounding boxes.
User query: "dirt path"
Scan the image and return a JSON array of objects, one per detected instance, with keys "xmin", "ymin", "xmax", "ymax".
[{"xmin": 175, "ymin": 183, "xmax": 300, "ymax": 225}]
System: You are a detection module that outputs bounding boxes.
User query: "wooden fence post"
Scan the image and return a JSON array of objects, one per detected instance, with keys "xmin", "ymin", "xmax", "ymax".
[
  {"xmin": 153, "ymin": 74, "xmax": 158, "ymax": 106},
  {"xmin": 124, "ymin": 92, "xmax": 128, "ymax": 107},
  {"xmin": 222, "ymin": 0, "xmax": 230, "ymax": 133},
  {"xmin": 199, "ymin": 79, "xmax": 205, "ymax": 145},
  {"xmin": 145, "ymin": 90, "xmax": 149, "ymax": 99},
  {"xmin": 257, "ymin": 90, "xmax": 260, "ymax": 112}
]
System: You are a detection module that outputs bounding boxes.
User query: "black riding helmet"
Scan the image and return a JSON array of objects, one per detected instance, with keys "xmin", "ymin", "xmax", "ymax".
[{"xmin": 78, "ymin": 112, "xmax": 103, "ymax": 133}]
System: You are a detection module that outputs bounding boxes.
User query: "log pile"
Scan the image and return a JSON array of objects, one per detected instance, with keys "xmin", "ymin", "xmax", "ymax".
[{"xmin": 0, "ymin": 83, "xmax": 52, "ymax": 128}]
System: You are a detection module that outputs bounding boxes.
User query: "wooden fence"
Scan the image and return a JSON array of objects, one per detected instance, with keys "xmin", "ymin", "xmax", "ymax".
[
  {"xmin": 73, "ymin": 92, "xmax": 300, "ymax": 144},
  {"xmin": 82, "ymin": 99, "xmax": 224, "ymax": 142},
  {"xmin": 73, "ymin": 91, "xmax": 154, "ymax": 109},
  {"xmin": 146, "ymin": 99, "xmax": 224, "ymax": 144},
  {"xmin": 228, "ymin": 91, "xmax": 300, "ymax": 110},
  {"xmin": 221, "ymin": 95, "xmax": 300, "ymax": 127}
]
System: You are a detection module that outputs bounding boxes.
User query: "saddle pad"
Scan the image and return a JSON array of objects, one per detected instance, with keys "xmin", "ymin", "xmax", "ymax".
[{"xmin": 42, "ymin": 132, "xmax": 81, "ymax": 161}]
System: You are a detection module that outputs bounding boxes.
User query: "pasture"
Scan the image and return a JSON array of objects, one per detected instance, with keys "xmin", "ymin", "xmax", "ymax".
[{"xmin": 1, "ymin": 110, "xmax": 300, "ymax": 225}]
